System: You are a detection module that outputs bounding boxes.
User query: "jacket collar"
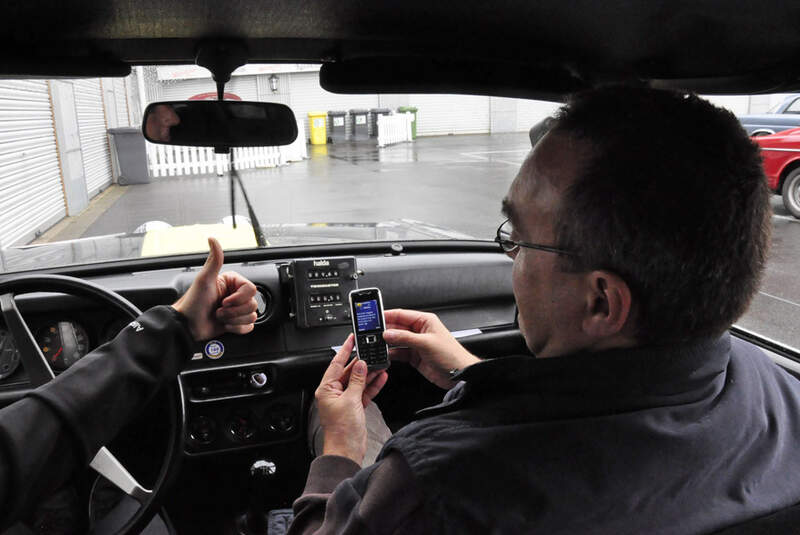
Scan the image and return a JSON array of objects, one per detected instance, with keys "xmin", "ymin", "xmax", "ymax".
[{"xmin": 417, "ymin": 333, "xmax": 731, "ymax": 419}]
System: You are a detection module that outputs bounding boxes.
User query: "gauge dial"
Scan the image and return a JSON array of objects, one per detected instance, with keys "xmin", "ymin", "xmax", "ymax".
[
  {"xmin": 0, "ymin": 328, "xmax": 21, "ymax": 380},
  {"xmin": 37, "ymin": 322, "xmax": 90, "ymax": 371}
]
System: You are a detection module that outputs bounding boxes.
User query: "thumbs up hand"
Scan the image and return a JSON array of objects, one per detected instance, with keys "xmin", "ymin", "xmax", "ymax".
[{"xmin": 172, "ymin": 237, "xmax": 259, "ymax": 340}]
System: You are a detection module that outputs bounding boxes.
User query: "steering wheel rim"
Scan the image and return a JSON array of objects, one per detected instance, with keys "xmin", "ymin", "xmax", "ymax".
[{"xmin": 0, "ymin": 274, "xmax": 182, "ymax": 534}]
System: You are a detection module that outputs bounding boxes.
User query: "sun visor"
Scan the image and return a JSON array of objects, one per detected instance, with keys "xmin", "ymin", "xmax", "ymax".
[
  {"xmin": 320, "ymin": 58, "xmax": 580, "ymax": 101},
  {"xmin": 0, "ymin": 56, "xmax": 131, "ymax": 78}
]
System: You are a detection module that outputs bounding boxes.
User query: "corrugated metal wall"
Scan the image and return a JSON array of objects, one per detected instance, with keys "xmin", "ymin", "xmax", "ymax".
[
  {"xmin": 287, "ymin": 72, "xmax": 379, "ymax": 139},
  {"xmin": 0, "ymin": 81, "xmax": 65, "ymax": 247},
  {"xmin": 257, "ymin": 75, "xmax": 290, "ymax": 105},
  {"xmin": 113, "ymin": 78, "xmax": 130, "ymax": 127},
  {"xmin": 73, "ymin": 79, "xmax": 113, "ymax": 196},
  {"xmin": 515, "ymin": 99, "xmax": 560, "ymax": 130},
  {"xmin": 151, "ymin": 70, "xmax": 565, "ymax": 138},
  {"xmin": 155, "ymin": 71, "xmax": 384, "ymax": 139},
  {"xmin": 494, "ymin": 98, "xmax": 561, "ymax": 134},
  {"xmin": 410, "ymin": 94, "xmax": 491, "ymax": 136},
  {"xmin": 158, "ymin": 75, "xmax": 259, "ymax": 101}
]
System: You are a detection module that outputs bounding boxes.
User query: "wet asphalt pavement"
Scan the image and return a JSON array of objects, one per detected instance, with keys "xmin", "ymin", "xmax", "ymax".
[
  {"xmin": 738, "ymin": 198, "xmax": 800, "ymax": 350},
  {"xmin": 84, "ymin": 133, "xmax": 530, "ymax": 242},
  {"xmin": 81, "ymin": 133, "xmax": 800, "ymax": 350}
]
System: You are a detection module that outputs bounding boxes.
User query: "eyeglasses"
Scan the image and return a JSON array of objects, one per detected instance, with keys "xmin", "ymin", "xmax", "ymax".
[{"xmin": 494, "ymin": 219, "xmax": 578, "ymax": 257}]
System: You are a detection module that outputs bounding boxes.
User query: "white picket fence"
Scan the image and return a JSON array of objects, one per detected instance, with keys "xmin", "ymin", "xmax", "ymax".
[
  {"xmin": 377, "ymin": 113, "xmax": 414, "ymax": 148},
  {"xmin": 146, "ymin": 116, "xmax": 308, "ymax": 178}
]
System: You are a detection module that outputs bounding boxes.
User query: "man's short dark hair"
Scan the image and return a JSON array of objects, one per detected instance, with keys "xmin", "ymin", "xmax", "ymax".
[{"xmin": 549, "ymin": 87, "xmax": 771, "ymax": 345}]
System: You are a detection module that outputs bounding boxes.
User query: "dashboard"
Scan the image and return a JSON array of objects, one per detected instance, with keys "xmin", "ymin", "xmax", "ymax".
[{"xmin": 0, "ymin": 250, "xmax": 518, "ymax": 458}]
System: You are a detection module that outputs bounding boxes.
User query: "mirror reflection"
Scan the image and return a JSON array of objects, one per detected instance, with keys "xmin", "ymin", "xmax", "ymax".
[{"xmin": 142, "ymin": 101, "xmax": 298, "ymax": 147}]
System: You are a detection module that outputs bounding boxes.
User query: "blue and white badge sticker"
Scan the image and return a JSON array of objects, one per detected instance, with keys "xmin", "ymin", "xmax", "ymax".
[{"xmin": 204, "ymin": 340, "xmax": 224, "ymax": 359}]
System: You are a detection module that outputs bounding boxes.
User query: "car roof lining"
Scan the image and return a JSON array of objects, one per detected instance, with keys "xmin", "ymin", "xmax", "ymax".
[{"xmin": 3, "ymin": 1, "xmax": 800, "ymax": 95}]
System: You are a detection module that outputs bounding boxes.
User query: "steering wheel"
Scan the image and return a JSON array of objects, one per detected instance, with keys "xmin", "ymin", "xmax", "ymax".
[{"xmin": 0, "ymin": 274, "xmax": 181, "ymax": 534}]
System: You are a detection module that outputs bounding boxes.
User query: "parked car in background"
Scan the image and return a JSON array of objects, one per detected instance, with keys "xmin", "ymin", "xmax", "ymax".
[
  {"xmin": 739, "ymin": 94, "xmax": 800, "ymax": 136},
  {"xmin": 752, "ymin": 127, "xmax": 800, "ymax": 218}
]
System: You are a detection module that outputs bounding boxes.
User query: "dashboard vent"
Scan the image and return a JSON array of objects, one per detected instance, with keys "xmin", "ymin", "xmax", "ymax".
[{"xmin": 254, "ymin": 287, "xmax": 273, "ymax": 324}]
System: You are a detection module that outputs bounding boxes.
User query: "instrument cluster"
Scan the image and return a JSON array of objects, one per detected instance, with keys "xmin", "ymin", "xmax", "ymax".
[{"xmin": 0, "ymin": 314, "xmax": 130, "ymax": 383}]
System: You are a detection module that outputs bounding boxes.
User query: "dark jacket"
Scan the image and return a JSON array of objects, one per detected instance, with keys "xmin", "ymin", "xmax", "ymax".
[
  {"xmin": 0, "ymin": 306, "xmax": 191, "ymax": 529},
  {"xmin": 291, "ymin": 334, "xmax": 800, "ymax": 534}
]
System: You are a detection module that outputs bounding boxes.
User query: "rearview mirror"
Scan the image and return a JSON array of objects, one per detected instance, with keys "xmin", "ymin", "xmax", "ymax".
[{"xmin": 142, "ymin": 101, "xmax": 298, "ymax": 148}]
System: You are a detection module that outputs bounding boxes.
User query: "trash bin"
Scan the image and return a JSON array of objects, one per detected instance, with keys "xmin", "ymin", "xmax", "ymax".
[
  {"xmin": 397, "ymin": 106, "xmax": 418, "ymax": 139},
  {"xmin": 369, "ymin": 108, "xmax": 391, "ymax": 137},
  {"xmin": 107, "ymin": 127, "xmax": 151, "ymax": 184},
  {"xmin": 349, "ymin": 109, "xmax": 369, "ymax": 141},
  {"xmin": 328, "ymin": 110, "xmax": 347, "ymax": 143},
  {"xmin": 308, "ymin": 111, "xmax": 328, "ymax": 145}
]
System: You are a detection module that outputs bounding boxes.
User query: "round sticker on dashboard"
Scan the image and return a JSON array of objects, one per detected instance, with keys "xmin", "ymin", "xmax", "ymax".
[{"xmin": 204, "ymin": 340, "xmax": 224, "ymax": 359}]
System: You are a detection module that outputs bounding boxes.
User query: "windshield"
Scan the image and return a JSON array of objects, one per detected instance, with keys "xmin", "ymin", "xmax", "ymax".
[
  {"xmin": 0, "ymin": 67, "xmax": 799, "ymax": 351},
  {"xmin": 0, "ymin": 64, "xmax": 560, "ymax": 270}
]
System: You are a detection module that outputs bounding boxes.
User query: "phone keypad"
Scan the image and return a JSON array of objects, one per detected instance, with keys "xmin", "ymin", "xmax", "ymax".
[{"xmin": 357, "ymin": 334, "xmax": 388, "ymax": 367}]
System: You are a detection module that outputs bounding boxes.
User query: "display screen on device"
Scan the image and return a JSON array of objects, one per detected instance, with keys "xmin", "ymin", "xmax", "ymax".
[{"xmin": 355, "ymin": 300, "xmax": 381, "ymax": 332}]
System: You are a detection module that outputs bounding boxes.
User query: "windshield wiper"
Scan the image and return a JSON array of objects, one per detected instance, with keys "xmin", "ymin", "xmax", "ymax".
[{"xmin": 229, "ymin": 149, "xmax": 268, "ymax": 247}]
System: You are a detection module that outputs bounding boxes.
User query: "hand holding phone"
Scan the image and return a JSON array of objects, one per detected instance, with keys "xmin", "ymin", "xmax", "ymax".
[{"xmin": 349, "ymin": 288, "xmax": 390, "ymax": 371}]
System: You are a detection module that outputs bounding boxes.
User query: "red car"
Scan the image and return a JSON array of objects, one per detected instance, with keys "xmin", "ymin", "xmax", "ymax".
[{"xmin": 752, "ymin": 128, "xmax": 800, "ymax": 218}]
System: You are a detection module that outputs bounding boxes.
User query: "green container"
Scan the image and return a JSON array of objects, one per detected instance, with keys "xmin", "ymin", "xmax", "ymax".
[{"xmin": 397, "ymin": 106, "xmax": 418, "ymax": 139}]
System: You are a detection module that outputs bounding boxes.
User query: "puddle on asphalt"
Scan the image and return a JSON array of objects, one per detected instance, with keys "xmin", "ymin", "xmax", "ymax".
[{"xmin": 314, "ymin": 141, "xmax": 419, "ymax": 164}]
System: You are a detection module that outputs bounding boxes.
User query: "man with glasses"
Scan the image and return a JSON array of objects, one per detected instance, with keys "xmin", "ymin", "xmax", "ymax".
[{"xmin": 290, "ymin": 87, "xmax": 800, "ymax": 534}]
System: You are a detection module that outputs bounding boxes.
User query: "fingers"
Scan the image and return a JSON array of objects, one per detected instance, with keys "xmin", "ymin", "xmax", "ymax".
[
  {"xmin": 220, "ymin": 273, "xmax": 257, "ymax": 307},
  {"xmin": 344, "ymin": 359, "xmax": 368, "ymax": 400},
  {"xmin": 341, "ymin": 361, "xmax": 382, "ymax": 388},
  {"xmin": 388, "ymin": 347, "xmax": 413, "ymax": 363},
  {"xmin": 339, "ymin": 353, "xmax": 358, "ymax": 384},
  {"xmin": 198, "ymin": 237, "xmax": 224, "ymax": 282},
  {"xmin": 321, "ymin": 334, "xmax": 355, "ymax": 384},
  {"xmin": 220, "ymin": 312, "xmax": 258, "ymax": 325},
  {"xmin": 362, "ymin": 371, "xmax": 388, "ymax": 407},
  {"xmin": 383, "ymin": 309, "xmax": 423, "ymax": 329},
  {"xmin": 215, "ymin": 276, "xmax": 258, "ymax": 330},
  {"xmin": 383, "ymin": 309, "xmax": 437, "ymax": 332},
  {"xmin": 365, "ymin": 369, "xmax": 382, "ymax": 384},
  {"xmin": 216, "ymin": 301, "xmax": 257, "ymax": 321},
  {"xmin": 224, "ymin": 323, "xmax": 255, "ymax": 335},
  {"xmin": 383, "ymin": 328, "xmax": 428, "ymax": 350}
]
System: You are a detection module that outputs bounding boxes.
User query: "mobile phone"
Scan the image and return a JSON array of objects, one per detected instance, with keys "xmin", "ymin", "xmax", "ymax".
[{"xmin": 349, "ymin": 287, "xmax": 389, "ymax": 371}]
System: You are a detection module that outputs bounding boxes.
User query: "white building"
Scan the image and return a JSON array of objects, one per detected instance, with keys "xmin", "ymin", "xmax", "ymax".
[{"xmin": 149, "ymin": 64, "xmax": 561, "ymax": 139}]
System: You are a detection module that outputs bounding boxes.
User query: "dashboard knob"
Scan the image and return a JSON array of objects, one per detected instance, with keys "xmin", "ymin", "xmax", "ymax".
[
  {"xmin": 250, "ymin": 459, "xmax": 277, "ymax": 478},
  {"xmin": 249, "ymin": 372, "xmax": 268, "ymax": 389}
]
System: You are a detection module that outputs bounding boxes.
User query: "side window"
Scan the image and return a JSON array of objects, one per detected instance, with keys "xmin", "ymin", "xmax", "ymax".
[{"xmin": 784, "ymin": 98, "xmax": 800, "ymax": 114}]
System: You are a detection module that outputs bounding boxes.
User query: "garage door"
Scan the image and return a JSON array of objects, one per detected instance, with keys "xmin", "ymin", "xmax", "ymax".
[
  {"xmin": 0, "ymin": 80, "xmax": 65, "ymax": 247},
  {"xmin": 73, "ymin": 79, "xmax": 113, "ymax": 197},
  {"xmin": 158, "ymin": 75, "xmax": 258, "ymax": 101},
  {"xmin": 287, "ymin": 72, "xmax": 380, "ymax": 139},
  {"xmin": 409, "ymin": 94, "xmax": 490, "ymax": 136},
  {"xmin": 113, "ymin": 78, "xmax": 130, "ymax": 127}
]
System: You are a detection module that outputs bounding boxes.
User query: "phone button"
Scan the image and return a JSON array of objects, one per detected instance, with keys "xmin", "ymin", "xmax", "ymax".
[{"xmin": 365, "ymin": 334, "xmax": 378, "ymax": 344}]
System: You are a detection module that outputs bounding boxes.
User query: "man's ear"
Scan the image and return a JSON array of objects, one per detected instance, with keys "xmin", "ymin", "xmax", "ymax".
[{"xmin": 581, "ymin": 270, "xmax": 633, "ymax": 338}]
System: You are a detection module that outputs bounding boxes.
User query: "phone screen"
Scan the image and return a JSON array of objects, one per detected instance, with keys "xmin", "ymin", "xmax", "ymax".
[{"xmin": 355, "ymin": 299, "xmax": 381, "ymax": 332}]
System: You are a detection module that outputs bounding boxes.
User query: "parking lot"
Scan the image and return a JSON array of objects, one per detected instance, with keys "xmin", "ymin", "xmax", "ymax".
[
  {"xmin": 77, "ymin": 133, "xmax": 530, "ymax": 242},
  {"xmin": 50, "ymin": 132, "xmax": 800, "ymax": 351}
]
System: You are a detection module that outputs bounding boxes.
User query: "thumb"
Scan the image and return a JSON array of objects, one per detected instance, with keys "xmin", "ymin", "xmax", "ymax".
[
  {"xmin": 345, "ymin": 360, "xmax": 368, "ymax": 398},
  {"xmin": 383, "ymin": 328, "xmax": 427, "ymax": 349},
  {"xmin": 198, "ymin": 237, "xmax": 224, "ymax": 281}
]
